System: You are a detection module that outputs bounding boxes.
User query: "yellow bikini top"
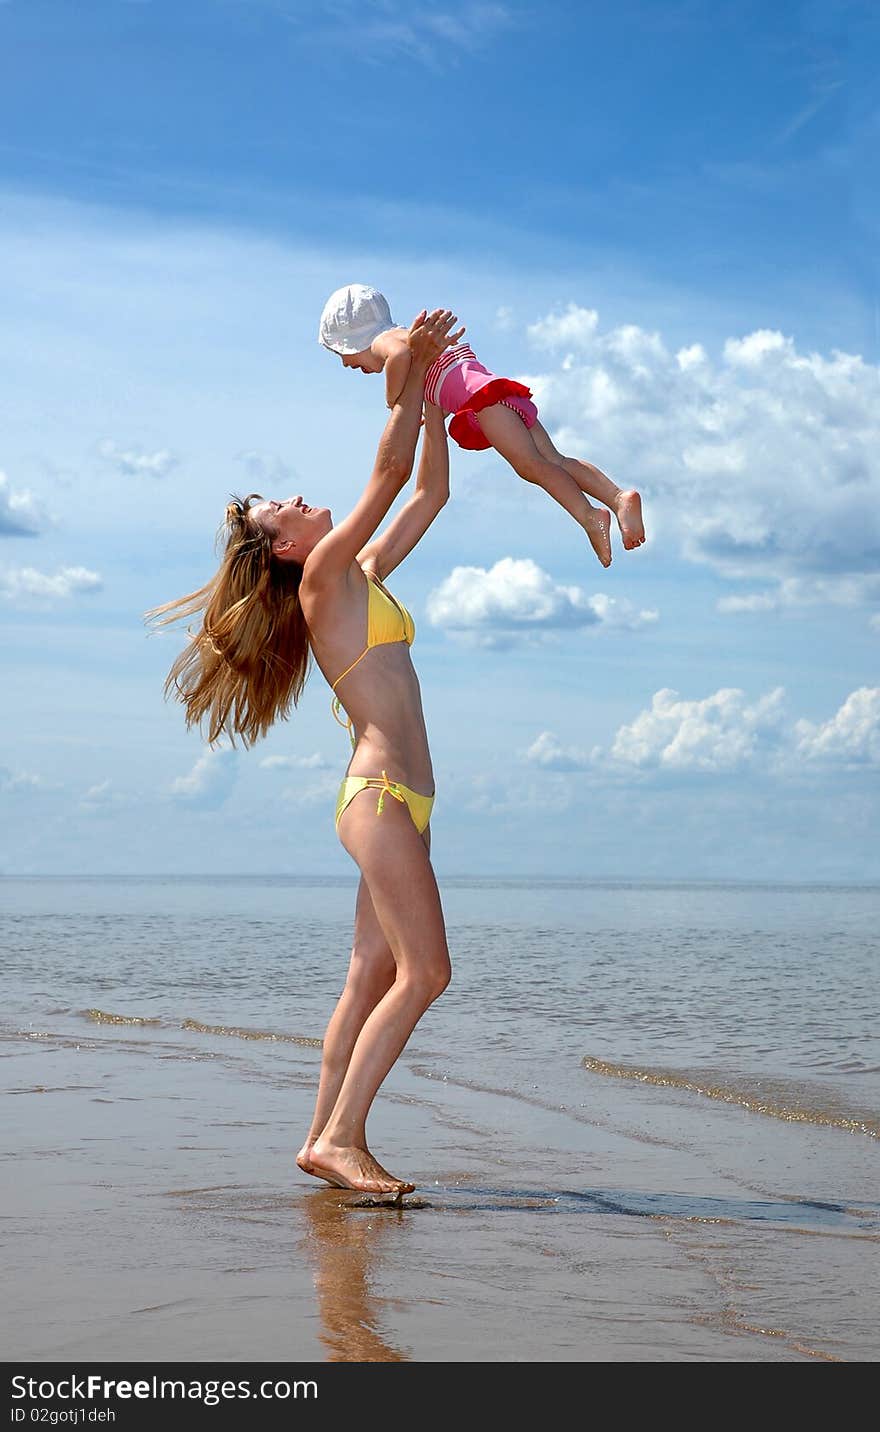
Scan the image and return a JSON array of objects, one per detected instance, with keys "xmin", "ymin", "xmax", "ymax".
[{"xmin": 331, "ymin": 572, "xmax": 415, "ymax": 743}]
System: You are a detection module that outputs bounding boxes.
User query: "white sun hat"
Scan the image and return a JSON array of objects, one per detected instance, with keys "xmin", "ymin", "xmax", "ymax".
[{"xmin": 318, "ymin": 283, "xmax": 396, "ymax": 355}]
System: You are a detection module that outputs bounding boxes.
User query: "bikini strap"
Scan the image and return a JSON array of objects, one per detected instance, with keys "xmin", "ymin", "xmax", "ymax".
[
  {"xmin": 329, "ymin": 574, "xmax": 404, "ymax": 750},
  {"xmin": 330, "ymin": 642, "xmax": 370, "ymax": 750},
  {"xmin": 330, "ymin": 644, "xmax": 369, "ymax": 693}
]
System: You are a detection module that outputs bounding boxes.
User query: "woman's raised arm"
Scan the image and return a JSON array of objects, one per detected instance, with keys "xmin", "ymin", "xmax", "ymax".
[
  {"xmin": 303, "ymin": 310, "xmax": 461, "ymax": 589},
  {"xmin": 356, "ymin": 402, "xmax": 450, "ymax": 580}
]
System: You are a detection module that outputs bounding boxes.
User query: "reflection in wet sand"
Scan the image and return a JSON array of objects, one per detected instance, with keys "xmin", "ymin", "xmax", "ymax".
[{"xmin": 300, "ymin": 1191, "xmax": 411, "ymax": 1363}]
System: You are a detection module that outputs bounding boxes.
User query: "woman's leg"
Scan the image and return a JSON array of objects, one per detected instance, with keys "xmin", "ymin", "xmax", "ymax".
[
  {"xmin": 309, "ymin": 795, "xmax": 451, "ymax": 1194},
  {"xmin": 529, "ymin": 420, "xmax": 645, "ymax": 550},
  {"xmin": 474, "ymin": 403, "xmax": 612, "ymax": 567},
  {"xmin": 297, "ymin": 876, "xmax": 396, "ymax": 1179}
]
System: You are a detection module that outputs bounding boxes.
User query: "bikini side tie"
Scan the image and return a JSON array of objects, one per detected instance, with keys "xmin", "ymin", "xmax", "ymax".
[
  {"xmin": 331, "ymin": 695, "xmax": 356, "ymax": 748},
  {"xmin": 374, "ymin": 770, "xmax": 406, "ymax": 816}
]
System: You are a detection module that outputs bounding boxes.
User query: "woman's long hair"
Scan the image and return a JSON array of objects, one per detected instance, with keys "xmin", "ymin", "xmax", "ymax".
[{"xmin": 148, "ymin": 494, "xmax": 311, "ymax": 747}]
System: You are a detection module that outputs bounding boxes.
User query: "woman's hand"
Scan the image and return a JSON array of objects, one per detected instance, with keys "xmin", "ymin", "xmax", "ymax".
[{"xmin": 407, "ymin": 308, "xmax": 465, "ymax": 372}]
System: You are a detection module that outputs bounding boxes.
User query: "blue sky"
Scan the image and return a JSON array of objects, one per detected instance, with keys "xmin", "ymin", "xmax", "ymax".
[{"xmin": 1, "ymin": 0, "xmax": 877, "ymax": 879}]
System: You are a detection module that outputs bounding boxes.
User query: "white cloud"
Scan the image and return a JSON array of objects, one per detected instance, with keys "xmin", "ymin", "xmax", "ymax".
[
  {"xmin": 169, "ymin": 747, "xmax": 237, "ymax": 808},
  {"xmin": 775, "ymin": 78, "xmax": 844, "ymax": 146},
  {"xmin": 682, "ymin": 442, "xmax": 745, "ymax": 475},
  {"xmin": 718, "ymin": 574, "xmax": 880, "ymax": 614},
  {"xmin": 524, "ymin": 731, "xmax": 594, "ymax": 771},
  {"xmin": 259, "ymin": 752, "xmax": 329, "ymax": 770},
  {"xmin": 676, "ymin": 344, "xmax": 707, "ymax": 372},
  {"xmin": 523, "ymin": 306, "xmax": 880, "ymax": 604},
  {"xmin": 0, "ymin": 566, "xmax": 102, "ymax": 600},
  {"xmin": 80, "ymin": 780, "xmax": 128, "ymax": 813},
  {"xmin": 0, "ymin": 768, "xmax": 43, "ymax": 792},
  {"xmin": 428, "ymin": 558, "xmax": 595, "ymax": 640},
  {"xmin": 292, "ymin": 1, "xmax": 519, "ymax": 66},
  {"xmin": 98, "ymin": 441, "xmax": 178, "ymax": 479},
  {"xmin": 236, "ymin": 451, "xmax": 298, "ymax": 489},
  {"xmin": 83, "ymin": 780, "xmax": 112, "ymax": 803},
  {"xmin": 526, "ymin": 687, "xmax": 880, "ymax": 781},
  {"xmin": 460, "ymin": 769, "xmax": 573, "ymax": 815},
  {"xmin": 281, "ymin": 774, "xmax": 340, "ymax": 807},
  {"xmin": 427, "ymin": 557, "xmax": 658, "ymax": 645},
  {"xmin": 609, "ymin": 686, "xmax": 786, "ymax": 771},
  {"xmin": 723, "ymin": 329, "xmax": 790, "ymax": 366},
  {"xmin": 717, "ymin": 591, "xmax": 779, "ymax": 614},
  {"xmin": 586, "ymin": 593, "xmax": 659, "ymax": 629},
  {"xmin": 0, "ymin": 472, "xmax": 49, "ymax": 536},
  {"xmin": 795, "ymin": 688, "xmax": 880, "ymax": 765},
  {"xmin": 529, "ymin": 306, "xmax": 599, "ymax": 350}
]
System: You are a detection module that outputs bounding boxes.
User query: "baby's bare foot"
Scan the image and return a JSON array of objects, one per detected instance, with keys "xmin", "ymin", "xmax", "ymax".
[
  {"xmin": 585, "ymin": 506, "xmax": 612, "ymax": 568},
  {"xmin": 309, "ymin": 1139, "xmax": 415, "ymax": 1195},
  {"xmin": 615, "ymin": 489, "xmax": 645, "ymax": 549}
]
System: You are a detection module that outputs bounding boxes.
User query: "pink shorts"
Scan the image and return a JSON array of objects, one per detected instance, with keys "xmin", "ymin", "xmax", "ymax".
[{"xmin": 437, "ymin": 357, "xmax": 539, "ymax": 451}]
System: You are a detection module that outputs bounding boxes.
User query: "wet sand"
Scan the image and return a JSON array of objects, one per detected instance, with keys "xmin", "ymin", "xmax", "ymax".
[{"xmin": 3, "ymin": 1024, "xmax": 878, "ymax": 1363}]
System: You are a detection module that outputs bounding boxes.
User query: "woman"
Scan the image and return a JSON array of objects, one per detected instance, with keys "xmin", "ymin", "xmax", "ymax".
[{"xmin": 153, "ymin": 309, "xmax": 460, "ymax": 1195}]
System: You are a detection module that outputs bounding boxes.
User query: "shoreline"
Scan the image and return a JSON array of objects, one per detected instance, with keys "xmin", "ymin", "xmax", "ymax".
[
  {"xmin": 3, "ymin": 1020, "xmax": 877, "ymax": 1363},
  {"xmin": 3, "ymin": 873, "xmax": 880, "ymax": 889},
  {"xmin": 4, "ymin": 875, "xmax": 877, "ymax": 1363}
]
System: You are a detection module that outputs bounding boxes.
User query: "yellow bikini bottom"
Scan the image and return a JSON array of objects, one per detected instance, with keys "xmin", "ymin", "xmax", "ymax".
[{"xmin": 335, "ymin": 770, "xmax": 434, "ymax": 835}]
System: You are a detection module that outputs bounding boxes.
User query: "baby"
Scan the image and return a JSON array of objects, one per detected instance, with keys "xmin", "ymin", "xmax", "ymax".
[{"xmin": 318, "ymin": 283, "xmax": 644, "ymax": 567}]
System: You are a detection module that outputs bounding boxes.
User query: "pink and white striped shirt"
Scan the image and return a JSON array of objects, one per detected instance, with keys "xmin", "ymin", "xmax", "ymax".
[{"xmin": 423, "ymin": 343, "xmax": 478, "ymax": 410}]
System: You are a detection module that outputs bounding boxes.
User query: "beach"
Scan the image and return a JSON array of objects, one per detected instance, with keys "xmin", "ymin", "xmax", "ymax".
[{"xmin": 2, "ymin": 876, "xmax": 878, "ymax": 1363}]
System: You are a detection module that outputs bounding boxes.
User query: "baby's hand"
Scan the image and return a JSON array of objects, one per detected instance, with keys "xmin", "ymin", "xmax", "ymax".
[{"xmin": 408, "ymin": 309, "xmax": 466, "ymax": 369}]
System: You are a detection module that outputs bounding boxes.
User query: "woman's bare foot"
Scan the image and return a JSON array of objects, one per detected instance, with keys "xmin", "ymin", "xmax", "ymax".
[
  {"xmin": 296, "ymin": 1139, "xmax": 328, "ymax": 1181},
  {"xmin": 309, "ymin": 1138, "xmax": 415, "ymax": 1195},
  {"xmin": 584, "ymin": 505, "xmax": 612, "ymax": 567},
  {"xmin": 614, "ymin": 489, "xmax": 645, "ymax": 549}
]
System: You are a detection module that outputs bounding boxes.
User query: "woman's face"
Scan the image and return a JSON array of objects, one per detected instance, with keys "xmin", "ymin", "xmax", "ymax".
[{"xmin": 250, "ymin": 496, "xmax": 332, "ymax": 562}]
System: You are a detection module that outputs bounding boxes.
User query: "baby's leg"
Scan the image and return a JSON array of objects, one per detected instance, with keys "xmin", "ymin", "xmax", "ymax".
[
  {"xmin": 475, "ymin": 404, "xmax": 611, "ymax": 567},
  {"xmin": 530, "ymin": 422, "xmax": 645, "ymax": 550}
]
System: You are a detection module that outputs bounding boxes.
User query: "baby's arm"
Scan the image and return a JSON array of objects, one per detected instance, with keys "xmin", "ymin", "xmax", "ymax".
[{"xmin": 382, "ymin": 334, "xmax": 414, "ymax": 409}]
